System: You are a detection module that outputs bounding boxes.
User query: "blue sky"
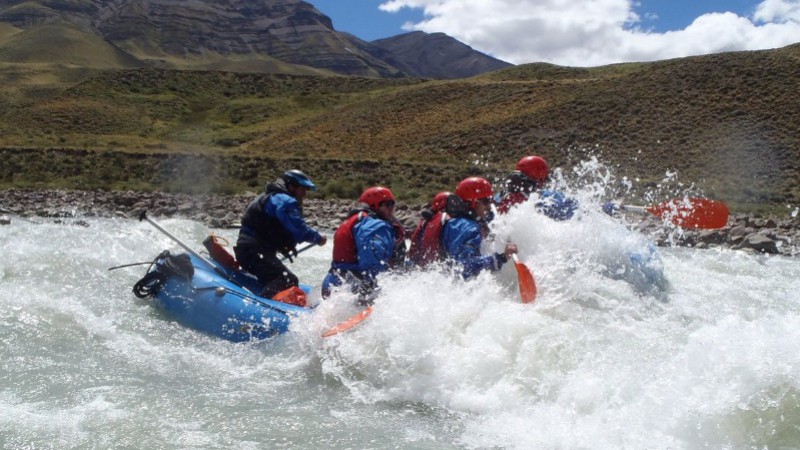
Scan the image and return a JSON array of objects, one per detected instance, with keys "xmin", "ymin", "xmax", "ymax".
[{"xmin": 309, "ymin": 0, "xmax": 800, "ymax": 66}]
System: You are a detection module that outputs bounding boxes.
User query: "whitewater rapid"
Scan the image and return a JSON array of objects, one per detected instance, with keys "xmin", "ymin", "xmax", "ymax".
[{"xmin": 2, "ymin": 194, "xmax": 799, "ymax": 448}]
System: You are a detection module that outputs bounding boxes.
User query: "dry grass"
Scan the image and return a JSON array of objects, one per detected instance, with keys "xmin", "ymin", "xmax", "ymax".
[{"xmin": 1, "ymin": 44, "xmax": 800, "ymax": 213}]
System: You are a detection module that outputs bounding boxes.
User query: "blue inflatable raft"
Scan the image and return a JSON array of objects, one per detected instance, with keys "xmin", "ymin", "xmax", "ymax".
[{"xmin": 133, "ymin": 251, "xmax": 312, "ymax": 342}]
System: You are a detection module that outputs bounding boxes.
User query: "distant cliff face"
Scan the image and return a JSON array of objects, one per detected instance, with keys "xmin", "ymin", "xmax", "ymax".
[
  {"xmin": 0, "ymin": 0, "xmax": 512, "ymax": 78},
  {"xmin": 0, "ymin": 0, "xmax": 403, "ymax": 77}
]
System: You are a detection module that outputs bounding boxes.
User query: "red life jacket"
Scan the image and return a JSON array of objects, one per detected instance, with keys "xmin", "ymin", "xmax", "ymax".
[
  {"xmin": 331, "ymin": 208, "xmax": 371, "ymax": 264},
  {"xmin": 408, "ymin": 211, "xmax": 449, "ymax": 267},
  {"xmin": 407, "ymin": 217, "xmax": 427, "ymax": 264},
  {"xmin": 497, "ymin": 192, "xmax": 528, "ymax": 214}
]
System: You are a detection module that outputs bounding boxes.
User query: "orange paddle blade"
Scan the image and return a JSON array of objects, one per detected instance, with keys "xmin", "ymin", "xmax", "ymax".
[
  {"xmin": 647, "ymin": 197, "xmax": 729, "ymax": 229},
  {"xmin": 512, "ymin": 255, "xmax": 537, "ymax": 304},
  {"xmin": 322, "ymin": 306, "xmax": 373, "ymax": 338}
]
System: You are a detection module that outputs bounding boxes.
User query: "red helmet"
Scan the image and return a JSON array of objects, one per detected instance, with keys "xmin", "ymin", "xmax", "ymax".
[
  {"xmin": 431, "ymin": 191, "xmax": 453, "ymax": 212},
  {"xmin": 455, "ymin": 177, "xmax": 493, "ymax": 203},
  {"xmin": 359, "ymin": 186, "xmax": 395, "ymax": 210},
  {"xmin": 516, "ymin": 156, "xmax": 548, "ymax": 184}
]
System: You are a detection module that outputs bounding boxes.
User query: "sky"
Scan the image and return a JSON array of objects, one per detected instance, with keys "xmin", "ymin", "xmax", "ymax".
[{"xmin": 309, "ymin": 0, "xmax": 800, "ymax": 66}]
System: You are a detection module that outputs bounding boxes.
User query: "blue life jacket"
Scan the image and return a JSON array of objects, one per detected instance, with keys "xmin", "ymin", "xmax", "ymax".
[
  {"xmin": 536, "ymin": 189, "xmax": 578, "ymax": 221},
  {"xmin": 237, "ymin": 180, "xmax": 321, "ymax": 253},
  {"xmin": 441, "ymin": 216, "xmax": 505, "ymax": 279}
]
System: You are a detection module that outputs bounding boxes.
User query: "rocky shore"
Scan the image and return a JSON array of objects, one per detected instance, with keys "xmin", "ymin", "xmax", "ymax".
[
  {"xmin": 1, "ymin": 188, "xmax": 798, "ymax": 257},
  {"xmin": 0, "ymin": 188, "xmax": 418, "ymax": 232}
]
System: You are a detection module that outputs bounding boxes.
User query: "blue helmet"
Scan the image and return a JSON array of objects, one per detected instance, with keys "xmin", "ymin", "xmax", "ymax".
[{"xmin": 282, "ymin": 169, "xmax": 317, "ymax": 191}]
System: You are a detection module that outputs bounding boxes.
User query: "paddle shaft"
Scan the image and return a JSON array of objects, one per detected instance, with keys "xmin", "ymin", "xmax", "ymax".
[
  {"xmin": 139, "ymin": 211, "xmax": 219, "ymax": 272},
  {"xmin": 620, "ymin": 205, "xmax": 647, "ymax": 214},
  {"xmin": 280, "ymin": 242, "xmax": 316, "ymax": 262}
]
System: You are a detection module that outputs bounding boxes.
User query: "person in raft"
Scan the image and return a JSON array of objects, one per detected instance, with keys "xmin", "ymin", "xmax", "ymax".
[
  {"xmin": 321, "ymin": 186, "xmax": 405, "ymax": 303},
  {"xmin": 234, "ymin": 170, "xmax": 327, "ymax": 298},
  {"xmin": 441, "ymin": 177, "xmax": 518, "ymax": 279},
  {"xmin": 407, "ymin": 191, "xmax": 453, "ymax": 267},
  {"xmin": 496, "ymin": 155, "xmax": 578, "ymax": 220}
]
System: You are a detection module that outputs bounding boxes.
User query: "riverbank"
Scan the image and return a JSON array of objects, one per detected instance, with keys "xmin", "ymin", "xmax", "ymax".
[{"xmin": 1, "ymin": 188, "xmax": 798, "ymax": 257}]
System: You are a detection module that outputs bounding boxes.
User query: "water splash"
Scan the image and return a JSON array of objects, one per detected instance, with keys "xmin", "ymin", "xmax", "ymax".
[{"xmin": 3, "ymin": 165, "xmax": 799, "ymax": 448}]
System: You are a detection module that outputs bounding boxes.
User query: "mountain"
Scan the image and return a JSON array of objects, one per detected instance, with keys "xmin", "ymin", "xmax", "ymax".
[
  {"xmin": 0, "ymin": 0, "xmax": 511, "ymax": 78},
  {"xmin": 371, "ymin": 31, "xmax": 512, "ymax": 79}
]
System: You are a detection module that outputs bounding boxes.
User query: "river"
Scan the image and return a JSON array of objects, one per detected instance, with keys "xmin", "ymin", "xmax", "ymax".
[{"xmin": 2, "ymin": 197, "xmax": 799, "ymax": 449}]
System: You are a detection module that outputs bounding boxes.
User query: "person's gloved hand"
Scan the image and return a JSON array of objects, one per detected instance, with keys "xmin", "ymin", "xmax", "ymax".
[
  {"xmin": 602, "ymin": 201, "xmax": 619, "ymax": 216},
  {"xmin": 355, "ymin": 278, "xmax": 379, "ymax": 306}
]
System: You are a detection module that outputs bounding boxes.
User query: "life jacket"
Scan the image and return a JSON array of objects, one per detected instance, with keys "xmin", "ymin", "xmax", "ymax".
[
  {"xmin": 409, "ymin": 210, "xmax": 450, "ymax": 267},
  {"xmin": 497, "ymin": 192, "xmax": 528, "ymax": 214},
  {"xmin": 497, "ymin": 171, "xmax": 537, "ymax": 214},
  {"xmin": 238, "ymin": 180, "xmax": 297, "ymax": 253},
  {"xmin": 407, "ymin": 211, "xmax": 432, "ymax": 264},
  {"xmin": 331, "ymin": 205, "xmax": 374, "ymax": 264}
]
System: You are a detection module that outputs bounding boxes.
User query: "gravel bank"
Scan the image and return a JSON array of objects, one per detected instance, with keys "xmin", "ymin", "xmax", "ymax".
[{"xmin": 1, "ymin": 188, "xmax": 798, "ymax": 257}]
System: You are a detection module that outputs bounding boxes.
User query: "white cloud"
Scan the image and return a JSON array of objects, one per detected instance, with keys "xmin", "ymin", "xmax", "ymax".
[
  {"xmin": 755, "ymin": 0, "xmax": 800, "ymax": 22},
  {"xmin": 378, "ymin": 0, "xmax": 800, "ymax": 66}
]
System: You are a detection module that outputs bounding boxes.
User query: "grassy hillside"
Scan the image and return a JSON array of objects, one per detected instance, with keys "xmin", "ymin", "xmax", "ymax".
[
  {"xmin": 0, "ymin": 23, "xmax": 143, "ymax": 68},
  {"xmin": 0, "ymin": 22, "xmax": 19, "ymax": 40},
  {"xmin": 1, "ymin": 44, "xmax": 799, "ymax": 213}
]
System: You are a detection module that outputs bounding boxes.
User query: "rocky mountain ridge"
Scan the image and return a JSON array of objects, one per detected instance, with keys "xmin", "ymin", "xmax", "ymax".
[{"xmin": 0, "ymin": 0, "xmax": 510, "ymax": 78}]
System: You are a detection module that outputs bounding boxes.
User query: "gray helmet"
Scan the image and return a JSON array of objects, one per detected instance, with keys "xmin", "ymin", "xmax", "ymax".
[{"xmin": 282, "ymin": 169, "xmax": 317, "ymax": 191}]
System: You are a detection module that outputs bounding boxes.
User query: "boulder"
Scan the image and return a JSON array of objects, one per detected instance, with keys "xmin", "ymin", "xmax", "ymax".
[{"xmin": 738, "ymin": 233, "xmax": 779, "ymax": 254}]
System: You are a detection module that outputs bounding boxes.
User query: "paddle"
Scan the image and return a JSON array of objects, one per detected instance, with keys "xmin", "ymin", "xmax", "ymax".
[
  {"xmin": 321, "ymin": 306, "xmax": 373, "ymax": 338},
  {"xmin": 511, "ymin": 254, "xmax": 537, "ymax": 304},
  {"xmin": 619, "ymin": 197, "xmax": 729, "ymax": 229},
  {"xmin": 139, "ymin": 211, "xmax": 222, "ymax": 274},
  {"xmin": 280, "ymin": 242, "xmax": 316, "ymax": 262}
]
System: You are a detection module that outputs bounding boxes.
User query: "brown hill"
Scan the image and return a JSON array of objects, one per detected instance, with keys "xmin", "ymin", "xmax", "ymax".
[
  {"xmin": 0, "ymin": 23, "xmax": 143, "ymax": 68},
  {"xmin": 371, "ymin": 31, "xmax": 512, "ymax": 79},
  {"xmin": 1, "ymin": 44, "xmax": 799, "ymax": 214}
]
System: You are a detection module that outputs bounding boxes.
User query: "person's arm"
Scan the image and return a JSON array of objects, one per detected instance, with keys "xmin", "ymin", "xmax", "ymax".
[
  {"xmin": 444, "ymin": 220, "xmax": 506, "ymax": 279},
  {"xmin": 273, "ymin": 195, "xmax": 323, "ymax": 244}
]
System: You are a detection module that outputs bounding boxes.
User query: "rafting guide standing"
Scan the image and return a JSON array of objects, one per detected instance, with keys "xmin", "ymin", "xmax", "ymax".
[{"xmin": 234, "ymin": 170, "xmax": 327, "ymax": 298}]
